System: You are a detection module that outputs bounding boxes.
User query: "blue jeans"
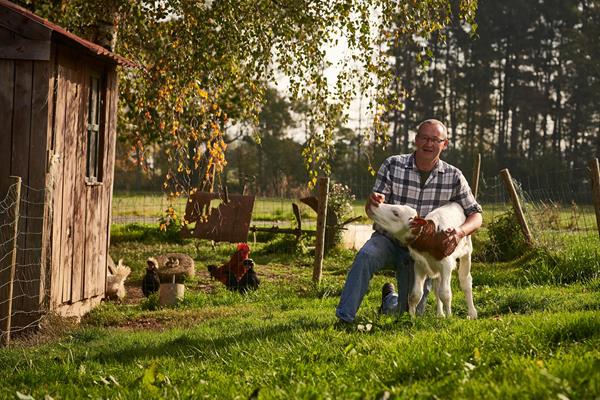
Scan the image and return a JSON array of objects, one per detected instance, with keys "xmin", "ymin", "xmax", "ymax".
[{"xmin": 336, "ymin": 232, "xmax": 431, "ymax": 322}]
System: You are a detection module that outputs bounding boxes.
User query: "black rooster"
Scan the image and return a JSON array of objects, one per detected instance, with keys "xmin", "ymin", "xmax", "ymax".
[{"xmin": 142, "ymin": 257, "xmax": 161, "ymax": 297}]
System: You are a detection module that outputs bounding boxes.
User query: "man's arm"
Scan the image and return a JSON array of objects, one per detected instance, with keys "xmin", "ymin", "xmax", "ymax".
[
  {"xmin": 455, "ymin": 212, "xmax": 483, "ymax": 238},
  {"xmin": 440, "ymin": 212, "xmax": 482, "ymax": 256}
]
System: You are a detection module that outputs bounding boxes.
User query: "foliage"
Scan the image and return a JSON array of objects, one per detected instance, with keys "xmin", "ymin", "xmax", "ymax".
[
  {"xmin": 327, "ymin": 182, "xmax": 356, "ymax": 223},
  {"xmin": 140, "ymin": 293, "xmax": 161, "ymax": 311},
  {"xmin": 325, "ymin": 182, "xmax": 357, "ymax": 252},
  {"xmin": 158, "ymin": 205, "xmax": 183, "ymax": 241},
  {"xmin": 383, "ymin": 0, "xmax": 600, "ymax": 182},
  {"xmin": 16, "ymin": 0, "xmax": 477, "ymax": 195},
  {"xmin": 483, "ymin": 210, "xmax": 529, "ymax": 262}
]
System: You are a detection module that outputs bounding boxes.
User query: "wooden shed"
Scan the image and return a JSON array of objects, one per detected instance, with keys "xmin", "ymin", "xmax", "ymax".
[{"xmin": 0, "ymin": 0, "xmax": 134, "ymax": 331}]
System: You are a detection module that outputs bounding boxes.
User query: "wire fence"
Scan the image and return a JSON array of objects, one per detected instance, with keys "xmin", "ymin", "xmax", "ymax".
[
  {"xmin": 111, "ymin": 161, "xmax": 600, "ymax": 255},
  {"xmin": 0, "ymin": 178, "xmax": 47, "ymax": 346},
  {"xmin": 112, "ymin": 192, "xmax": 321, "ymax": 233},
  {"xmin": 477, "ymin": 166, "xmax": 599, "ymax": 255}
]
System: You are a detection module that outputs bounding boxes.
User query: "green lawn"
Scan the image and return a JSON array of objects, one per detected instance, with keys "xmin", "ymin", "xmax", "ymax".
[{"xmin": 1, "ymin": 225, "xmax": 599, "ymax": 399}]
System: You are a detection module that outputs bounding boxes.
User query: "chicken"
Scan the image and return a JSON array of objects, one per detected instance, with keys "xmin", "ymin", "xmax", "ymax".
[
  {"xmin": 106, "ymin": 259, "xmax": 131, "ymax": 300},
  {"xmin": 142, "ymin": 257, "xmax": 161, "ymax": 297},
  {"xmin": 207, "ymin": 243, "xmax": 259, "ymax": 292}
]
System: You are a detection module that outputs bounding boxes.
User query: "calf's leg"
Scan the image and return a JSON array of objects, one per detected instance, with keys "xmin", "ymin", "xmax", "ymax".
[
  {"xmin": 438, "ymin": 260, "xmax": 454, "ymax": 317},
  {"xmin": 432, "ymin": 278, "xmax": 444, "ymax": 317},
  {"xmin": 458, "ymin": 253, "xmax": 477, "ymax": 319},
  {"xmin": 408, "ymin": 263, "xmax": 428, "ymax": 316}
]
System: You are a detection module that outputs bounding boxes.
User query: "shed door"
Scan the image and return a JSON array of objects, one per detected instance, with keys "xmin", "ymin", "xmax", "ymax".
[{"xmin": 50, "ymin": 54, "xmax": 110, "ymax": 308}]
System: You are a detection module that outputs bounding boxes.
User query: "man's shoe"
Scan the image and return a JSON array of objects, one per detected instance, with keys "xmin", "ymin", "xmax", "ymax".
[
  {"xmin": 380, "ymin": 282, "xmax": 396, "ymax": 314},
  {"xmin": 334, "ymin": 318, "xmax": 354, "ymax": 331}
]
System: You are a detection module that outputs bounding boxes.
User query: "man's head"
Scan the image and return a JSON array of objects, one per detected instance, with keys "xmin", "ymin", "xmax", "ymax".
[{"xmin": 414, "ymin": 119, "xmax": 448, "ymax": 167}]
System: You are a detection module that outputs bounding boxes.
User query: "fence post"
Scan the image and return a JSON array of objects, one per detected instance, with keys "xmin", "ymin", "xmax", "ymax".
[
  {"xmin": 1, "ymin": 176, "xmax": 21, "ymax": 347},
  {"xmin": 589, "ymin": 158, "xmax": 600, "ymax": 239},
  {"xmin": 313, "ymin": 177, "xmax": 329, "ymax": 284},
  {"xmin": 499, "ymin": 169, "xmax": 533, "ymax": 246},
  {"xmin": 471, "ymin": 153, "xmax": 481, "ymax": 199}
]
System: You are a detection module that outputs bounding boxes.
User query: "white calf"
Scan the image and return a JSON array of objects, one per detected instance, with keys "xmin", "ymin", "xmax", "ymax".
[{"xmin": 367, "ymin": 202, "xmax": 477, "ymax": 319}]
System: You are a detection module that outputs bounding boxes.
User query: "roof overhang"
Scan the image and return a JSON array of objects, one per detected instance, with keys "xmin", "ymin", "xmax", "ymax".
[{"xmin": 0, "ymin": 0, "xmax": 136, "ymax": 67}]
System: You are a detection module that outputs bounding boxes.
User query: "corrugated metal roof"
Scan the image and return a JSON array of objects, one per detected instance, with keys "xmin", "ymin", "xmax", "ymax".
[{"xmin": 0, "ymin": 0, "xmax": 137, "ymax": 68}]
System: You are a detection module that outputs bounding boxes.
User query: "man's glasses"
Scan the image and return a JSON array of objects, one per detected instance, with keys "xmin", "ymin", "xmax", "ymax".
[{"xmin": 417, "ymin": 135, "xmax": 446, "ymax": 145}]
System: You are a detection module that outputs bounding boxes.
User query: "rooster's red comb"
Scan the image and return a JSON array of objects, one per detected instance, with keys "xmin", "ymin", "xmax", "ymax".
[{"xmin": 237, "ymin": 243, "xmax": 250, "ymax": 252}]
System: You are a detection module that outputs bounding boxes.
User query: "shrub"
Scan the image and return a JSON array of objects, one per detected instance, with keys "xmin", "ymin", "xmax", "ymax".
[
  {"xmin": 325, "ymin": 183, "xmax": 355, "ymax": 253},
  {"xmin": 158, "ymin": 205, "xmax": 184, "ymax": 242},
  {"xmin": 484, "ymin": 210, "xmax": 529, "ymax": 262},
  {"xmin": 141, "ymin": 292, "xmax": 161, "ymax": 311}
]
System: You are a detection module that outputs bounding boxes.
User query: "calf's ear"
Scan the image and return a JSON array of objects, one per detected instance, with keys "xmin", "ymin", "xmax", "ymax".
[{"xmin": 411, "ymin": 217, "xmax": 428, "ymax": 226}]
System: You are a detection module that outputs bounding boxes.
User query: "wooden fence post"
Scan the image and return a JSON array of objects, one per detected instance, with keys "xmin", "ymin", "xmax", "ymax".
[
  {"xmin": 471, "ymin": 153, "xmax": 481, "ymax": 199},
  {"xmin": 589, "ymin": 158, "xmax": 600, "ymax": 239},
  {"xmin": 499, "ymin": 169, "xmax": 533, "ymax": 246},
  {"xmin": 1, "ymin": 176, "xmax": 21, "ymax": 347},
  {"xmin": 313, "ymin": 177, "xmax": 329, "ymax": 284}
]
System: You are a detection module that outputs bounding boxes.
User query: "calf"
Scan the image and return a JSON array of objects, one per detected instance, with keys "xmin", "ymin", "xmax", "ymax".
[{"xmin": 367, "ymin": 202, "xmax": 477, "ymax": 319}]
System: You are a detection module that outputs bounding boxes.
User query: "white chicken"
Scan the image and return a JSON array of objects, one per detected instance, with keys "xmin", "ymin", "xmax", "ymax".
[{"xmin": 106, "ymin": 259, "xmax": 131, "ymax": 300}]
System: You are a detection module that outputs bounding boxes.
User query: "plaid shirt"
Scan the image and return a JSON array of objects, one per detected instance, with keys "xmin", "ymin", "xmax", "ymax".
[{"xmin": 373, "ymin": 153, "xmax": 482, "ymax": 218}]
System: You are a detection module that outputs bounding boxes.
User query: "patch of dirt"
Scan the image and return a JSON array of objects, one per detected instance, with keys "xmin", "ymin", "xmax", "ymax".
[
  {"xmin": 121, "ymin": 269, "xmax": 217, "ymax": 305},
  {"xmin": 123, "ymin": 285, "xmax": 145, "ymax": 305}
]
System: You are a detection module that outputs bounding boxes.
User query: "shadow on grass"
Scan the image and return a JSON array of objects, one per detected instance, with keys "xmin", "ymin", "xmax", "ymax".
[{"xmin": 84, "ymin": 319, "xmax": 329, "ymax": 365}]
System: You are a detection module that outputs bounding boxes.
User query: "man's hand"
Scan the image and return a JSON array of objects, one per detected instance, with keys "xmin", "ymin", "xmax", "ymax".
[
  {"xmin": 365, "ymin": 192, "xmax": 385, "ymax": 215},
  {"xmin": 441, "ymin": 227, "xmax": 466, "ymax": 257}
]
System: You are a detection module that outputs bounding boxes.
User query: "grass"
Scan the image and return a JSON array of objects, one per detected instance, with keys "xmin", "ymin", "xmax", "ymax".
[{"xmin": 1, "ymin": 224, "xmax": 599, "ymax": 399}]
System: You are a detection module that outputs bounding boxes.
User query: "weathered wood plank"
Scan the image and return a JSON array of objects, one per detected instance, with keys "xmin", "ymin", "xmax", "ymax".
[
  {"xmin": 59, "ymin": 61, "xmax": 79, "ymax": 304},
  {"xmin": 83, "ymin": 186, "xmax": 99, "ymax": 298},
  {"xmin": 20, "ymin": 60, "xmax": 50, "ymax": 320},
  {"xmin": 97, "ymin": 70, "xmax": 118, "ymax": 297},
  {"xmin": 54, "ymin": 294, "xmax": 102, "ymax": 318},
  {"xmin": 0, "ymin": 7, "xmax": 51, "ymax": 41},
  {"xmin": 10, "ymin": 60, "xmax": 31, "ymax": 180},
  {"xmin": 10, "ymin": 60, "xmax": 32, "ymax": 330},
  {"xmin": 0, "ymin": 59, "xmax": 14, "ymax": 326},
  {"xmin": 0, "ymin": 38, "xmax": 50, "ymax": 61},
  {"xmin": 0, "ymin": 59, "xmax": 13, "ymax": 200},
  {"xmin": 39, "ymin": 45, "xmax": 56, "ymax": 310},
  {"xmin": 0, "ymin": 24, "xmax": 13, "ymax": 41},
  {"xmin": 49, "ymin": 59, "xmax": 66, "ymax": 309},
  {"xmin": 70, "ymin": 63, "xmax": 87, "ymax": 303}
]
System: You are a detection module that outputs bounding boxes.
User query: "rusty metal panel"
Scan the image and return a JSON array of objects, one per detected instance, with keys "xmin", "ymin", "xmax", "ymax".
[{"xmin": 181, "ymin": 192, "xmax": 255, "ymax": 243}]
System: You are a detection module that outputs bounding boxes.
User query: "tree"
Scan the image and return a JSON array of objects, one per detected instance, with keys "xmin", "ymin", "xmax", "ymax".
[
  {"xmin": 382, "ymin": 0, "xmax": 600, "ymax": 189},
  {"xmin": 17, "ymin": 0, "xmax": 477, "ymax": 196}
]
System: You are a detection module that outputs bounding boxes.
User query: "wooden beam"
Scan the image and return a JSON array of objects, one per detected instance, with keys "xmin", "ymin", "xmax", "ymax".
[
  {"xmin": 0, "ymin": 38, "xmax": 50, "ymax": 60},
  {"xmin": 313, "ymin": 177, "xmax": 330, "ymax": 283},
  {"xmin": 0, "ymin": 7, "xmax": 51, "ymax": 41},
  {"xmin": 471, "ymin": 153, "xmax": 481, "ymax": 199},
  {"xmin": 500, "ymin": 169, "xmax": 533, "ymax": 246}
]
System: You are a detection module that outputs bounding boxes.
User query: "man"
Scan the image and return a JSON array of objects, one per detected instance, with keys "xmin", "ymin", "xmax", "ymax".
[{"xmin": 335, "ymin": 119, "xmax": 482, "ymax": 324}]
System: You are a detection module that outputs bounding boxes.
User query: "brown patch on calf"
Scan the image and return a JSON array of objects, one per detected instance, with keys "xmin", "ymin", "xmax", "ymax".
[{"xmin": 408, "ymin": 220, "xmax": 458, "ymax": 260}]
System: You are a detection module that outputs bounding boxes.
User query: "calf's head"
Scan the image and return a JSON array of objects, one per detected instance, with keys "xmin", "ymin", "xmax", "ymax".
[{"xmin": 367, "ymin": 203, "xmax": 418, "ymax": 242}]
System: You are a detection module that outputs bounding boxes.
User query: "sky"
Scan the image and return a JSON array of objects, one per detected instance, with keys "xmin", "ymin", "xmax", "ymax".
[{"xmin": 274, "ymin": 31, "xmax": 377, "ymax": 143}]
